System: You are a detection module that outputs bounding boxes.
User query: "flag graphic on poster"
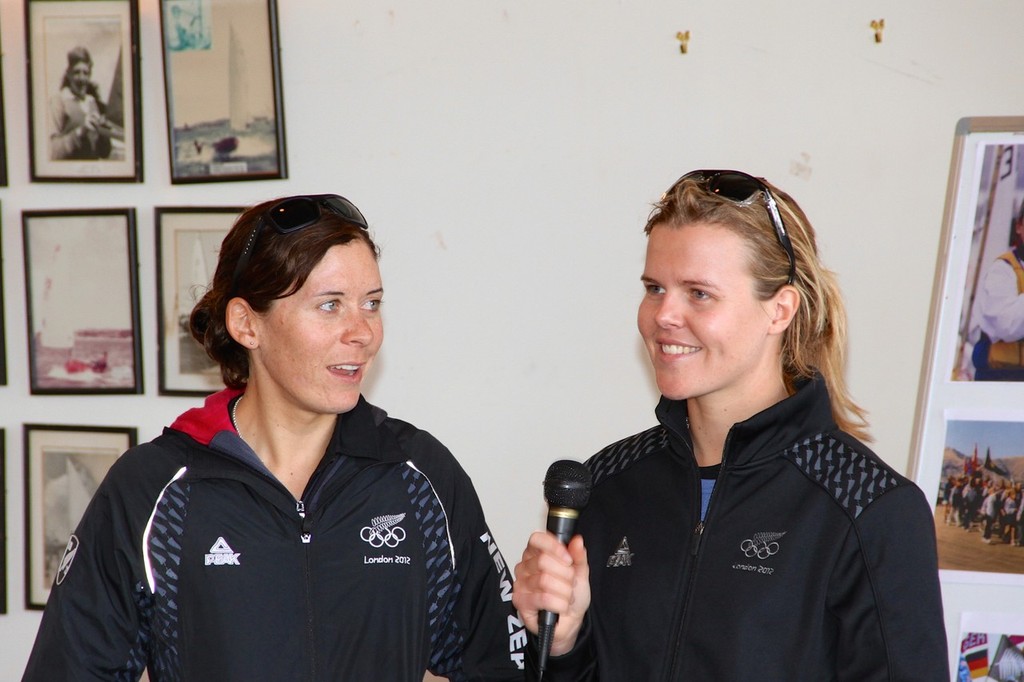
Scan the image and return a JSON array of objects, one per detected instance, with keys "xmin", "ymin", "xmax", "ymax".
[{"xmin": 959, "ymin": 617, "xmax": 1024, "ymax": 682}]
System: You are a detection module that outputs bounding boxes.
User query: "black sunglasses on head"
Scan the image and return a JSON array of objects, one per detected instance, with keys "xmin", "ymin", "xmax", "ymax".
[
  {"xmin": 228, "ymin": 193, "xmax": 369, "ymax": 298},
  {"xmin": 670, "ymin": 170, "xmax": 796, "ymax": 285}
]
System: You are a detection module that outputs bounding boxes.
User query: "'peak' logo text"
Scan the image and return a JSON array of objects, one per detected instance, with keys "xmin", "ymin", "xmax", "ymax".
[{"xmin": 205, "ymin": 537, "xmax": 241, "ymax": 566}]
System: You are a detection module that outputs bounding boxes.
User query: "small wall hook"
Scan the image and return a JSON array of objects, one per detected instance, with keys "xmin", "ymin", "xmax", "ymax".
[
  {"xmin": 870, "ymin": 19, "xmax": 885, "ymax": 43},
  {"xmin": 676, "ymin": 30, "xmax": 691, "ymax": 54}
]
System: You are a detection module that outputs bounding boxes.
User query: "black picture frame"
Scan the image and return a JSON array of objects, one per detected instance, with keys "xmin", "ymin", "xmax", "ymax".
[
  {"xmin": 159, "ymin": 0, "xmax": 287, "ymax": 183},
  {"xmin": 26, "ymin": 0, "xmax": 143, "ymax": 182},
  {"xmin": 23, "ymin": 208, "xmax": 143, "ymax": 394},
  {"xmin": 156, "ymin": 206, "xmax": 240, "ymax": 395},
  {"xmin": 23, "ymin": 423, "xmax": 136, "ymax": 609}
]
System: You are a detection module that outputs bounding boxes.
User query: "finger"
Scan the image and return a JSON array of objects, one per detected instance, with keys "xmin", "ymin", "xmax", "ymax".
[
  {"xmin": 565, "ymin": 532, "xmax": 589, "ymax": 569},
  {"xmin": 528, "ymin": 529, "xmax": 575, "ymax": 564}
]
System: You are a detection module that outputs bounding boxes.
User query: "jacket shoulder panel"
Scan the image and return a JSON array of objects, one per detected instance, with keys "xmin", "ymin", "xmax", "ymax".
[
  {"xmin": 784, "ymin": 432, "xmax": 902, "ymax": 519},
  {"xmin": 400, "ymin": 462, "xmax": 465, "ymax": 671},
  {"xmin": 587, "ymin": 425, "xmax": 668, "ymax": 487},
  {"xmin": 380, "ymin": 414, "xmax": 524, "ymax": 677}
]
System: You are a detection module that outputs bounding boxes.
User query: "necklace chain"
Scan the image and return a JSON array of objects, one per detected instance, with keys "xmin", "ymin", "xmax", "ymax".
[{"xmin": 231, "ymin": 395, "xmax": 242, "ymax": 431}]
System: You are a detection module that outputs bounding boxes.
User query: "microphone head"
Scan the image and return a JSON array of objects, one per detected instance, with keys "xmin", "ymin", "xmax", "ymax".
[{"xmin": 543, "ymin": 460, "xmax": 593, "ymax": 510}]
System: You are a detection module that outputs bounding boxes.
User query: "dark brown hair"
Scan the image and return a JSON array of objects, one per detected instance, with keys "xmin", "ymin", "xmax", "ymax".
[{"xmin": 189, "ymin": 197, "xmax": 379, "ymax": 388}]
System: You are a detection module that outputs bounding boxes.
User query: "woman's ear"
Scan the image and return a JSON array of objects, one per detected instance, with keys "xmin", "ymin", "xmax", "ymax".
[
  {"xmin": 768, "ymin": 285, "xmax": 800, "ymax": 335},
  {"xmin": 225, "ymin": 297, "xmax": 259, "ymax": 349}
]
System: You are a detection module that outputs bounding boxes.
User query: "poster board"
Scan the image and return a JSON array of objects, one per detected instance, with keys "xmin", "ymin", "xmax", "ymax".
[{"xmin": 912, "ymin": 117, "xmax": 1024, "ymax": 586}]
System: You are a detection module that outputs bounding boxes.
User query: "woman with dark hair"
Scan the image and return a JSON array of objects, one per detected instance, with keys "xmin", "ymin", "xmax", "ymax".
[
  {"xmin": 24, "ymin": 194, "xmax": 525, "ymax": 680},
  {"xmin": 512, "ymin": 171, "xmax": 948, "ymax": 680},
  {"xmin": 48, "ymin": 46, "xmax": 117, "ymax": 160}
]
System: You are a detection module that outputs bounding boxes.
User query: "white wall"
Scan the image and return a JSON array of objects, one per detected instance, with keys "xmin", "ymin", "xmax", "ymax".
[{"xmin": 1, "ymin": 0, "xmax": 1022, "ymax": 678}]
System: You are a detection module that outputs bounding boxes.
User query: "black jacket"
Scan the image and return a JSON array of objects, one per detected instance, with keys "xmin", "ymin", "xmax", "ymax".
[
  {"xmin": 24, "ymin": 390, "xmax": 525, "ymax": 681},
  {"xmin": 532, "ymin": 377, "xmax": 948, "ymax": 681}
]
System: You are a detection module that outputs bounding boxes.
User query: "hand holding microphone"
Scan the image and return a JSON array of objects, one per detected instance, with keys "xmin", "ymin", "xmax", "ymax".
[{"xmin": 512, "ymin": 460, "xmax": 592, "ymax": 680}]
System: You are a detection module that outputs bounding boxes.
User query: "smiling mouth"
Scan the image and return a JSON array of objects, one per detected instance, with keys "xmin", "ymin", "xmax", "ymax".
[
  {"xmin": 661, "ymin": 344, "xmax": 700, "ymax": 355},
  {"xmin": 330, "ymin": 364, "xmax": 361, "ymax": 376}
]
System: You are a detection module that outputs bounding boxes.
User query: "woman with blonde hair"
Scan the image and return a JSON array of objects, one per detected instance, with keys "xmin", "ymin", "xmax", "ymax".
[{"xmin": 513, "ymin": 170, "xmax": 948, "ymax": 680}]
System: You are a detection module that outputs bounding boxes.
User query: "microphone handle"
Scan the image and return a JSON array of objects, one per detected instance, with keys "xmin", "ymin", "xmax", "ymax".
[
  {"xmin": 537, "ymin": 507, "xmax": 581, "ymax": 676},
  {"xmin": 546, "ymin": 507, "xmax": 579, "ymax": 544}
]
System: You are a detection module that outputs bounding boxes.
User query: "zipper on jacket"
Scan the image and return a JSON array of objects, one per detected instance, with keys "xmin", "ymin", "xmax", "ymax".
[
  {"xmin": 293, "ymin": 456, "xmax": 356, "ymax": 545},
  {"xmin": 297, "ymin": 500, "xmax": 312, "ymax": 544},
  {"xmin": 669, "ymin": 430, "xmax": 731, "ymax": 679},
  {"xmin": 690, "ymin": 521, "xmax": 705, "ymax": 556},
  {"xmin": 297, "ymin": 460, "xmax": 385, "ymax": 678},
  {"xmin": 303, "ymin": 523, "xmax": 317, "ymax": 679},
  {"xmin": 686, "ymin": 432, "xmax": 729, "ymax": 557}
]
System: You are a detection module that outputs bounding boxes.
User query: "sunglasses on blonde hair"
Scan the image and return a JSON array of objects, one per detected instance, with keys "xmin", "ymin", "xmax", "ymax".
[{"xmin": 670, "ymin": 170, "xmax": 796, "ymax": 285}]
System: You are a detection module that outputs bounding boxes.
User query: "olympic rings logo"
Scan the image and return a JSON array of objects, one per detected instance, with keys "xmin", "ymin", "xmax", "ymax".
[
  {"xmin": 360, "ymin": 513, "xmax": 408, "ymax": 548},
  {"xmin": 739, "ymin": 531, "xmax": 785, "ymax": 560},
  {"xmin": 361, "ymin": 524, "xmax": 406, "ymax": 548},
  {"xmin": 740, "ymin": 539, "xmax": 779, "ymax": 559}
]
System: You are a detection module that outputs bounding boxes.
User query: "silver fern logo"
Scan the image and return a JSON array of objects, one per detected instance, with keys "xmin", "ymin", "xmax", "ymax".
[
  {"xmin": 360, "ymin": 513, "xmax": 408, "ymax": 548},
  {"xmin": 740, "ymin": 531, "xmax": 786, "ymax": 560}
]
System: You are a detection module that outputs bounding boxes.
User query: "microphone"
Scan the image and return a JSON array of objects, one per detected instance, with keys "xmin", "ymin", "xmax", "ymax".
[{"xmin": 537, "ymin": 460, "xmax": 593, "ymax": 679}]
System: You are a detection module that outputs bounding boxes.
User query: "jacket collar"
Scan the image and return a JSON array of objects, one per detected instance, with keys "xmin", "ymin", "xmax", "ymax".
[
  {"xmin": 332, "ymin": 395, "xmax": 408, "ymax": 463},
  {"xmin": 656, "ymin": 375, "xmax": 837, "ymax": 467},
  {"xmin": 169, "ymin": 387, "xmax": 243, "ymax": 446},
  {"xmin": 170, "ymin": 388, "xmax": 407, "ymax": 464}
]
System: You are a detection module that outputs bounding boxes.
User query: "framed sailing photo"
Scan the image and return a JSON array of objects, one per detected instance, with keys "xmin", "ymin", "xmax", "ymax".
[
  {"xmin": 23, "ymin": 209, "xmax": 142, "ymax": 394},
  {"xmin": 26, "ymin": 0, "xmax": 142, "ymax": 182},
  {"xmin": 159, "ymin": 0, "xmax": 287, "ymax": 183},
  {"xmin": 156, "ymin": 206, "xmax": 239, "ymax": 395},
  {"xmin": 24, "ymin": 424, "xmax": 135, "ymax": 609}
]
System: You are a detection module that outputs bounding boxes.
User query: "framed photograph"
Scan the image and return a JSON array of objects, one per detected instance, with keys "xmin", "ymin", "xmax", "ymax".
[
  {"xmin": 23, "ymin": 209, "xmax": 142, "ymax": 394},
  {"xmin": 929, "ymin": 414, "xmax": 1024, "ymax": 581},
  {"xmin": 156, "ymin": 206, "xmax": 239, "ymax": 395},
  {"xmin": 0, "ymin": 16, "xmax": 9, "ymax": 187},
  {"xmin": 159, "ymin": 0, "xmax": 287, "ymax": 183},
  {"xmin": 24, "ymin": 424, "xmax": 135, "ymax": 609},
  {"xmin": 0, "ymin": 429, "xmax": 6, "ymax": 615},
  {"xmin": 0, "ymin": 204, "xmax": 7, "ymax": 386},
  {"xmin": 26, "ymin": 0, "xmax": 142, "ymax": 182},
  {"xmin": 911, "ymin": 117, "xmax": 1024, "ymax": 584}
]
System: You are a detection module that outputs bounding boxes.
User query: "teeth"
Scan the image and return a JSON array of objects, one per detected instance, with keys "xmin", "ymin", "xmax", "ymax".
[
  {"xmin": 662, "ymin": 344, "xmax": 699, "ymax": 355},
  {"xmin": 331, "ymin": 364, "xmax": 360, "ymax": 372}
]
